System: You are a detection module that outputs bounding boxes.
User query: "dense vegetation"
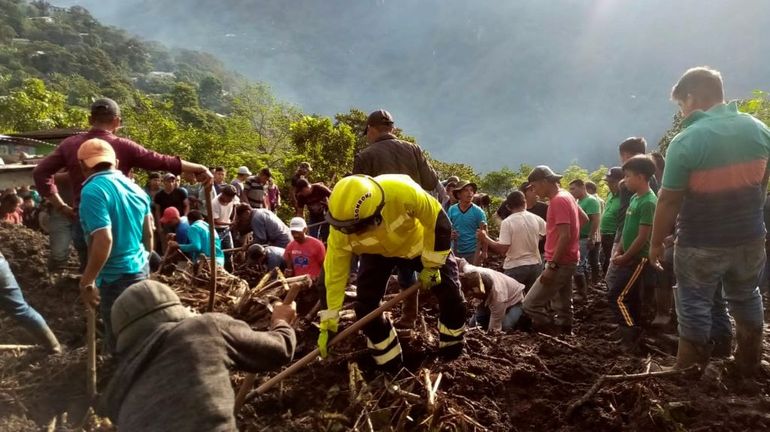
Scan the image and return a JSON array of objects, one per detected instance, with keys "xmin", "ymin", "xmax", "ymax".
[{"xmin": 2, "ymin": 1, "xmax": 769, "ymax": 205}]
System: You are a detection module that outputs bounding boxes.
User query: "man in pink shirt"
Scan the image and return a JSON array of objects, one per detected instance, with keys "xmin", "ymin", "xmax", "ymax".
[
  {"xmin": 284, "ymin": 217, "xmax": 326, "ymax": 276},
  {"xmin": 284, "ymin": 217, "xmax": 327, "ymax": 307},
  {"xmin": 522, "ymin": 166, "xmax": 588, "ymax": 336}
]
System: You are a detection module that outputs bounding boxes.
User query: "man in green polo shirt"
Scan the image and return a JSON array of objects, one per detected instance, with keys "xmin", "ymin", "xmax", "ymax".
[
  {"xmin": 650, "ymin": 66, "xmax": 770, "ymax": 377},
  {"xmin": 600, "ymin": 167, "xmax": 623, "ymax": 277},
  {"xmin": 568, "ymin": 179, "xmax": 600, "ymax": 300}
]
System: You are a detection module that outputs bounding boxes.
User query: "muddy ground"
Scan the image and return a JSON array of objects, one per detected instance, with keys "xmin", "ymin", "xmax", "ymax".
[{"xmin": 2, "ymin": 222, "xmax": 770, "ymax": 431}]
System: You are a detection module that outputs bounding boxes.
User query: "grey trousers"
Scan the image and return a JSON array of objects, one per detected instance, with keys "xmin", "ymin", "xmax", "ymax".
[{"xmin": 522, "ymin": 263, "xmax": 577, "ymax": 327}]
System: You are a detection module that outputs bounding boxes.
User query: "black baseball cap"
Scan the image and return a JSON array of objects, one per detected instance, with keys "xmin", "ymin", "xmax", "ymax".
[
  {"xmin": 519, "ymin": 181, "xmax": 534, "ymax": 192},
  {"xmin": 364, "ymin": 109, "xmax": 394, "ymax": 135},
  {"xmin": 605, "ymin": 167, "xmax": 624, "ymax": 181},
  {"xmin": 527, "ymin": 165, "xmax": 563, "ymax": 183},
  {"xmin": 90, "ymin": 98, "xmax": 120, "ymax": 117}
]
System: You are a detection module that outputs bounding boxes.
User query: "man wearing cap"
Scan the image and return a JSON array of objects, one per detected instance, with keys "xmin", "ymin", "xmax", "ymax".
[
  {"xmin": 522, "ymin": 166, "xmax": 587, "ymax": 335},
  {"xmin": 33, "ymin": 98, "xmax": 211, "ymax": 268},
  {"xmin": 448, "ymin": 180, "xmax": 487, "ymax": 263},
  {"xmin": 477, "ymin": 190, "xmax": 545, "ymax": 292},
  {"xmin": 76, "ymin": 138, "xmax": 154, "ymax": 352},
  {"xmin": 100, "ymin": 280, "xmax": 296, "ymax": 431},
  {"xmin": 353, "ymin": 109, "xmax": 442, "ymax": 196},
  {"xmin": 319, "ymin": 174, "xmax": 466, "ymax": 367},
  {"xmin": 159, "ymin": 207, "xmax": 190, "ymax": 247},
  {"xmin": 352, "ymin": 110, "xmax": 446, "ymax": 330},
  {"xmin": 231, "ymin": 166, "xmax": 251, "ymax": 196},
  {"xmin": 168, "ymin": 210, "xmax": 224, "ymax": 266},
  {"xmin": 284, "ymin": 217, "xmax": 326, "ymax": 280},
  {"xmin": 290, "ymin": 162, "xmax": 312, "ymax": 189},
  {"xmin": 154, "ymin": 173, "xmax": 189, "ymax": 217},
  {"xmin": 600, "ymin": 167, "xmax": 623, "ymax": 276}
]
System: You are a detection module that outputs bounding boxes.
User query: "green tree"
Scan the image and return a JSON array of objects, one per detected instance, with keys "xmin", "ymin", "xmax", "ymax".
[
  {"xmin": 0, "ymin": 77, "xmax": 87, "ymax": 132},
  {"xmin": 428, "ymin": 156, "xmax": 479, "ymax": 183},
  {"xmin": 289, "ymin": 115, "xmax": 357, "ymax": 185}
]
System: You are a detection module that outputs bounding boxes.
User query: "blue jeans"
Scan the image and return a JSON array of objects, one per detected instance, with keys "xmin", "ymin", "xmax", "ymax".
[
  {"xmin": 72, "ymin": 218, "xmax": 88, "ymax": 272},
  {"xmin": 47, "ymin": 208, "xmax": 74, "ymax": 272},
  {"xmin": 504, "ymin": 263, "xmax": 542, "ymax": 293},
  {"xmin": 577, "ymin": 238, "xmax": 590, "ymax": 276},
  {"xmin": 99, "ymin": 266, "xmax": 149, "ymax": 353},
  {"xmin": 470, "ymin": 304, "xmax": 524, "ymax": 331},
  {"xmin": 0, "ymin": 255, "xmax": 48, "ymax": 334},
  {"xmin": 674, "ymin": 240, "xmax": 765, "ymax": 346}
]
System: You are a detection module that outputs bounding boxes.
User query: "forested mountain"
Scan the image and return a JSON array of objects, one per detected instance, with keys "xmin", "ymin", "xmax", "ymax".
[{"xmin": 53, "ymin": 0, "xmax": 770, "ymax": 170}]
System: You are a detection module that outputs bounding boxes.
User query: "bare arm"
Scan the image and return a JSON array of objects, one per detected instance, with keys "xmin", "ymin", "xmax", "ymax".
[
  {"xmin": 180, "ymin": 160, "xmax": 213, "ymax": 186},
  {"xmin": 577, "ymin": 206, "xmax": 589, "ymax": 226},
  {"xmin": 81, "ymin": 229, "xmax": 113, "ymax": 287},
  {"xmin": 588, "ymin": 213, "xmax": 600, "ymax": 239},
  {"xmin": 143, "ymin": 214, "xmax": 154, "ymax": 252},
  {"xmin": 650, "ymin": 189, "xmax": 684, "ymax": 248}
]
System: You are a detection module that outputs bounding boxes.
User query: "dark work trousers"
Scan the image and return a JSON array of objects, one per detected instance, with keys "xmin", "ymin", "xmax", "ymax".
[
  {"xmin": 588, "ymin": 241, "xmax": 601, "ymax": 279},
  {"xmin": 607, "ymin": 258, "xmax": 649, "ymax": 328},
  {"xmin": 600, "ymin": 234, "xmax": 616, "ymax": 276},
  {"xmin": 356, "ymin": 253, "xmax": 467, "ymax": 355}
]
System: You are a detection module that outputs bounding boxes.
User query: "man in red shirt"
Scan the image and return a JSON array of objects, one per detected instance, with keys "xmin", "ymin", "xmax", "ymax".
[
  {"xmin": 522, "ymin": 166, "xmax": 588, "ymax": 336},
  {"xmin": 283, "ymin": 217, "xmax": 327, "ymax": 306},
  {"xmin": 33, "ymin": 98, "xmax": 212, "ymax": 268}
]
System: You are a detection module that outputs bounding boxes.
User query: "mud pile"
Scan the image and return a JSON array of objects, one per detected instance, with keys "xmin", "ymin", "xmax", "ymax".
[{"xmin": 2, "ymin": 223, "xmax": 770, "ymax": 431}]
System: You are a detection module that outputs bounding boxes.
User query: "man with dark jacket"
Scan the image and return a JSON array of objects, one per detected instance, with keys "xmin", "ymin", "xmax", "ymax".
[
  {"xmin": 352, "ymin": 110, "xmax": 445, "ymax": 329},
  {"xmin": 101, "ymin": 280, "xmax": 296, "ymax": 431}
]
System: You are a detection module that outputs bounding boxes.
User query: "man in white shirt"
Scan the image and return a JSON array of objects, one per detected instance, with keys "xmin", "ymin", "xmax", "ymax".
[
  {"xmin": 211, "ymin": 184, "xmax": 240, "ymax": 270},
  {"xmin": 477, "ymin": 190, "xmax": 545, "ymax": 292}
]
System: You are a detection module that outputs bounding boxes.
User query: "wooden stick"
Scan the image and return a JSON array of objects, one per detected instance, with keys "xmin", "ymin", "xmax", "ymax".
[
  {"xmin": 0, "ymin": 344, "xmax": 37, "ymax": 350},
  {"xmin": 205, "ymin": 184, "xmax": 217, "ymax": 312},
  {"xmin": 565, "ymin": 365, "xmax": 698, "ymax": 418},
  {"xmin": 423, "ymin": 369, "xmax": 436, "ymax": 412},
  {"xmin": 244, "ymin": 282, "xmax": 422, "ymax": 403},
  {"xmin": 233, "ymin": 270, "xmax": 304, "ymax": 412},
  {"xmin": 86, "ymin": 306, "xmax": 97, "ymax": 399}
]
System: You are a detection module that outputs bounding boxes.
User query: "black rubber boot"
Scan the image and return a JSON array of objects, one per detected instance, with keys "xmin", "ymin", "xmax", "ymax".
[
  {"xmin": 733, "ymin": 321, "xmax": 763, "ymax": 378},
  {"xmin": 711, "ymin": 335, "xmax": 733, "ymax": 359},
  {"xmin": 619, "ymin": 326, "xmax": 642, "ymax": 355},
  {"xmin": 573, "ymin": 274, "xmax": 588, "ymax": 302}
]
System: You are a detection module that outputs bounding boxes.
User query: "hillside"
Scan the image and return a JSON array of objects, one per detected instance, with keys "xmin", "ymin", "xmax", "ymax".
[{"xmin": 53, "ymin": 0, "xmax": 770, "ymax": 170}]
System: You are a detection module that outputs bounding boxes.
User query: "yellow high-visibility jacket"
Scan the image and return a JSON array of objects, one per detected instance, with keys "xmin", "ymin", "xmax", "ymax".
[{"xmin": 324, "ymin": 174, "xmax": 451, "ymax": 312}]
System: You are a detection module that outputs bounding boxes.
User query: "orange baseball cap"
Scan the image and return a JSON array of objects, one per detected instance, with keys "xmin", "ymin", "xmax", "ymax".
[
  {"xmin": 159, "ymin": 207, "xmax": 181, "ymax": 225},
  {"xmin": 77, "ymin": 138, "xmax": 116, "ymax": 168}
]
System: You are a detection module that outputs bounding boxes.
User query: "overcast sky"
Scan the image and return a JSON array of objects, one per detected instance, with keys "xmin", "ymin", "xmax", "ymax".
[{"xmin": 56, "ymin": 0, "xmax": 770, "ymax": 172}]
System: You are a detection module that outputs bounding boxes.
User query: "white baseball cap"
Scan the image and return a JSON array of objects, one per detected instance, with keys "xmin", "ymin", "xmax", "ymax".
[
  {"xmin": 289, "ymin": 217, "xmax": 307, "ymax": 232},
  {"xmin": 237, "ymin": 166, "xmax": 252, "ymax": 175}
]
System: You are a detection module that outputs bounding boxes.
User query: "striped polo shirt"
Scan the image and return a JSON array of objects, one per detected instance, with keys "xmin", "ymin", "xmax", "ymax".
[{"xmin": 662, "ymin": 102, "xmax": 770, "ymax": 247}]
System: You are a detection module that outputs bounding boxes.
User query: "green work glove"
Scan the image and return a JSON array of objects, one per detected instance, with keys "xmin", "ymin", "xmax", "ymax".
[
  {"xmin": 418, "ymin": 267, "xmax": 441, "ymax": 290},
  {"xmin": 317, "ymin": 309, "xmax": 339, "ymax": 358}
]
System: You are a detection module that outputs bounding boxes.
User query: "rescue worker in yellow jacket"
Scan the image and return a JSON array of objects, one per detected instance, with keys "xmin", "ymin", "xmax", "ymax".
[{"xmin": 318, "ymin": 174, "xmax": 466, "ymax": 367}]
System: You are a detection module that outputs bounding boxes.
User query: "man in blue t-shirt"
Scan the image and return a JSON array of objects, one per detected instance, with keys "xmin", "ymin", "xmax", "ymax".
[
  {"xmin": 77, "ymin": 138, "xmax": 153, "ymax": 353},
  {"xmin": 447, "ymin": 180, "xmax": 487, "ymax": 262}
]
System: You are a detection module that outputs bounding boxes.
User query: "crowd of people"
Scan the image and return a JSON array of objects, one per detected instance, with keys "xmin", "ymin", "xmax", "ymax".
[{"xmin": 1, "ymin": 65, "xmax": 770, "ymax": 428}]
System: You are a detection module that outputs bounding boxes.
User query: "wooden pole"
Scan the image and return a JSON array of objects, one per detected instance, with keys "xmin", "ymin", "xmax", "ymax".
[
  {"xmin": 234, "ymin": 270, "xmax": 302, "ymax": 412},
  {"xmin": 243, "ymin": 282, "xmax": 421, "ymax": 404},
  {"xmin": 205, "ymin": 184, "xmax": 217, "ymax": 312},
  {"xmin": 86, "ymin": 306, "xmax": 97, "ymax": 399}
]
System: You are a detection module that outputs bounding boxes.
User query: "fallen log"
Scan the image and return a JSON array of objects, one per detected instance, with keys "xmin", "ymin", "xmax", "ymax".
[{"xmin": 565, "ymin": 365, "xmax": 699, "ymax": 418}]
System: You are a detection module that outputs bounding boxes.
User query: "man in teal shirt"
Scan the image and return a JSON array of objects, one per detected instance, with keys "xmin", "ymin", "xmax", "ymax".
[
  {"xmin": 169, "ymin": 210, "xmax": 225, "ymax": 266},
  {"xmin": 568, "ymin": 179, "xmax": 600, "ymax": 299},
  {"xmin": 447, "ymin": 180, "xmax": 487, "ymax": 263},
  {"xmin": 78, "ymin": 138, "xmax": 153, "ymax": 353}
]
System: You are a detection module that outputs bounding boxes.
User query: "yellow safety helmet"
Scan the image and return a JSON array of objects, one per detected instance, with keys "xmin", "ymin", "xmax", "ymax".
[{"xmin": 326, "ymin": 175, "xmax": 385, "ymax": 234}]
